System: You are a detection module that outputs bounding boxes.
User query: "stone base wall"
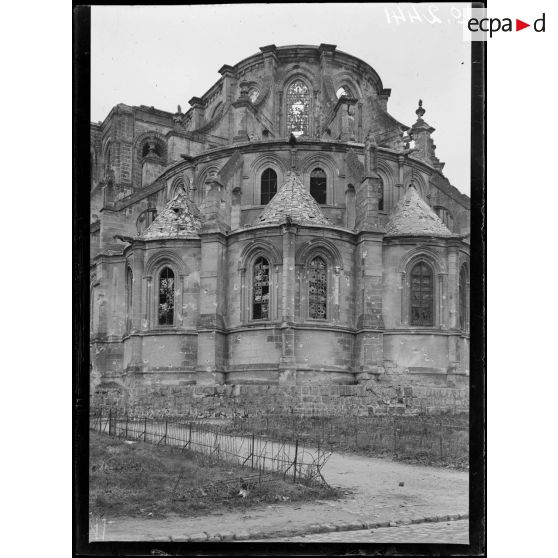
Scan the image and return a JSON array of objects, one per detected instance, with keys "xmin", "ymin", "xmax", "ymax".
[{"xmin": 90, "ymin": 375, "xmax": 469, "ymax": 418}]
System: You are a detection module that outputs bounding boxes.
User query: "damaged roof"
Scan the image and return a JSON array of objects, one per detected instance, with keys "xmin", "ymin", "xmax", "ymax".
[
  {"xmin": 141, "ymin": 188, "xmax": 202, "ymax": 240},
  {"xmin": 385, "ymin": 185, "xmax": 454, "ymax": 237},
  {"xmin": 254, "ymin": 171, "xmax": 331, "ymax": 227}
]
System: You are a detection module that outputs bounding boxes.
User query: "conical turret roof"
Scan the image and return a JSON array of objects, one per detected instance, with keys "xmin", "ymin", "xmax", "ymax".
[
  {"xmin": 254, "ymin": 171, "xmax": 330, "ymax": 227},
  {"xmin": 385, "ymin": 185, "xmax": 453, "ymax": 237},
  {"xmin": 141, "ymin": 188, "xmax": 202, "ymax": 240}
]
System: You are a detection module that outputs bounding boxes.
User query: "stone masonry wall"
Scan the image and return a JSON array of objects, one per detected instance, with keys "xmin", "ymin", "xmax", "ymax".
[{"xmin": 91, "ymin": 381, "xmax": 468, "ymax": 419}]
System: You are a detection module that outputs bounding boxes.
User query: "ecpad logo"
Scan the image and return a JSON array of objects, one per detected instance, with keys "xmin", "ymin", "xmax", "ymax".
[{"xmin": 468, "ymin": 12, "xmax": 545, "ymax": 38}]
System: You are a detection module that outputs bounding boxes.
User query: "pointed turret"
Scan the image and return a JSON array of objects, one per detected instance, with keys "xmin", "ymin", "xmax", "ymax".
[
  {"xmin": 385, "ymin": 185, "xmax": 453, "ymax": 237},
  {"xmin": 254, "ymin": 171, "xmax": 330, "ymax": 226},
  {"xmin": 141, "ymin": 187, "xmax": 202, "ymax": 239},
  {"xmin": 410, "ymin": 100, "xmax": 444, "ymax": 170}
]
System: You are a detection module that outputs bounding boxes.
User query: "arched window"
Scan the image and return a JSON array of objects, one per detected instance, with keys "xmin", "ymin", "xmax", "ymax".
[
  {"xmin": 142, "ymin": 140, "xmax": 163, "ymax": 159},
  {"xmin": 260, "ymin": 168, "xmax": 278, "ymax": 205},
  {"xmin": 126, "ymin": 267, "xmax": 133, "ymax": 332},
  {"xmin": 310, "ymin": 168, "xmax": 327, "ymax": 204},
  {"xmin": 434, "ymin": 206, "xmax": 454, "ymax": 231},
  {"xmin": 378, "ymin": 177, "xmax": 384, "ymax": 211},
  {"xmin": 249, "ymin": 88, "xmax": 260, "ymax": 103},
  {"xmin": 286, "ymin": 80, "xmax": 310, "ymax": 138},
  {"xmin": 308, "ymin": 256, "xmax": 327, "ymax": 320},
  {"xmin": 158, "ymin": 267, "xmax": 175, "ymax": 326},
  {"xmin": 336, "ymin": 85, "xmax": 352, "ymax": 99},
  {"xmin": 136, "ymin": 209, "xmax": 158, "ymax": 234},
  {"xmin": 459, "ymin": 264, "xmax": 468, "ymax": 331},
  {"xmin": 410, "ymin": 262, "xmax": 434, "ymax": 326},
  {"xmin": 253, "ymin": 257, "xmax": 270, "ymax": 320}
]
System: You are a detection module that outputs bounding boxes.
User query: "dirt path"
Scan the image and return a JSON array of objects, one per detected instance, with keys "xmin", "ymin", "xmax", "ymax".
[{"xmin": 97, "ymin": 439, "xmax": 468, "ymax": 541}]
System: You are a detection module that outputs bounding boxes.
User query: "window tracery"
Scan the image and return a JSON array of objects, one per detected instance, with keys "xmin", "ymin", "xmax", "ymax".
[
  {"xmin": 253, "ymin": 257, "xmax": 270, "ymax": 320},
  {"xmin": 308, "ymin": 256, "xmax": 327, "ymax": 320},
  {"xmin": 410, "ymin": 262, "xmax": 433, "ymax": 326},
  {"xmin": 286, "ymin": 80, "xmax": 310, "ymax": 138},
  {"xmin": 158, "ymin": 267, "xmax": 175, "ymax": 326}
]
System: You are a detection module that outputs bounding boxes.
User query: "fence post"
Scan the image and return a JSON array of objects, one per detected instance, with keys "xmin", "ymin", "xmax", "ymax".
[
  {"xmin": 293, "ymin": 439, "xmax": 299, "ymax": 483},
  {"xmin": 98, "ymin": 408, "xmax": 102, "ymax": 432},
  {"xmin": 439, "ymin": 418, "xmax": 444, "ymax": 459},
  {"xmin": 108, "ymin": 408, "xmax": 112, "ymax": 436},
  {"xmin": 164, "ymin": 419, "xmax": 168, "ymax": 445},
  {"xmin": 125, "ymin": 414, "xmax": 128, "ymax": 439},
  {"xmin": 144, "ymin": 417, "xmax": 147, "ymax": 442},
  {"xmin": 251, "ymin": 433, "xmax": 255, "ymax": 470}
]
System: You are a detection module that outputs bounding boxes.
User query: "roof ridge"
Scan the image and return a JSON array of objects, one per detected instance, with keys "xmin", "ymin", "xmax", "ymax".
[
  {"xmin": 254, "ymin": 171, "xmax": 331, "ymax": 227},
  {"xmin": 385, "ymin": 186, "xmax": 454, "ymax": 237},
  {"xmin": 141, "ymin": 189, "xmax": 202, "ymax": 240}
]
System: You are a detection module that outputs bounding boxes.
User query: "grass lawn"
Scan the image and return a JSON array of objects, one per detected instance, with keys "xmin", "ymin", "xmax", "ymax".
[{"xmin": 89, "ymin": 431, "xmax": 339, "ymax": 519}]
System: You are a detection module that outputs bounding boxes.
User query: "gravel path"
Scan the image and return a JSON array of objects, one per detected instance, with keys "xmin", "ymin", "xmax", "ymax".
[{"xmin": 95, "ymin": 433, "xmax": 468, "ymax": 542}]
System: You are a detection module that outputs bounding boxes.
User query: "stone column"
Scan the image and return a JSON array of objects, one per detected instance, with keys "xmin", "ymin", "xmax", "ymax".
[
  {"xmin": 196, "ymin": 181, "xmax": 228, "ymax": 386},
  {"xmin": 259, "ymin": 45, "xmax": 278, "ymax": 122},
  {"xmin": 446, "ymin": 244, "xmax": 459, "ymax": 330},
  {"xmin": 231, "ymin": 186, "xmax": 241, "ymax": 231},
  {"xmin": 218, "ymin": 64, "xmax": 237, "ymax": 102},
  {"xmin": 196, "ymin": 232, "xmax": 227, "ymax": 386},
  {"xmin": 446, "ymin": 243, "xmax": 459, "ymax": 373},
  {"xmin": 355, "ymin": 134, "xmax": 382, "ymax": 233},
  {"xmin": 127, "ymin": 245, "xmax": 144, "ymax": 374},
  {"xmin": 231, "ymin": 83, "xmax": 253, "ymax": 142},
  {"xmin": 90, "ymin": 264, "xmax": 108, "ymax": 383},
  {"xmin": 318, "ymin": 43, "xmax": 337, "ymax": 122},
  {"xmin": 353, "ymin": 134, "xmax": 385, "ymax": 383},
  {"xmin": 394, "ymin": 155, "xmax": 406, "ymax": 205},
  {"xmin": 354, "ymin": 233, "xmax": 385, "ymax": 382},
  {"xmin": 279, "ymin": 223, "xmax": 297, "ymax": 384},
  {"xmin": 188, "ymin": 96, "xmax": 205, "ymax": 129}
]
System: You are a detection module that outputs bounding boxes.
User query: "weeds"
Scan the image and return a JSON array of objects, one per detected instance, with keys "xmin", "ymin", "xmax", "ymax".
[{"xmin": 89, "ymin": 431, "xmax": 339, "ymax": 519}]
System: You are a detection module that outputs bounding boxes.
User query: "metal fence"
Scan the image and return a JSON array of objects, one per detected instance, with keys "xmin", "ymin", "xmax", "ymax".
[
  {"xmin": 226, "ymin": 413, "xmax": 469, "ymax": 466},
  {"xmin": 90, "ymin": 408, "xmax": 331, "ymax": 486}
]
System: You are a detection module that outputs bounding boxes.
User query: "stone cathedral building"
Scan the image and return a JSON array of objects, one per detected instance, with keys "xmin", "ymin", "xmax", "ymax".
[{"xmin": 90, "ymin": 44, "xmax": 470, "ymax": 399}]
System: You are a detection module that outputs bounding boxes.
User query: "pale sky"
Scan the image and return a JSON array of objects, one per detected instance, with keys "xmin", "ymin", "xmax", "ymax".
[{"xmin": 91, "ymin": 3, "xmax": 471, "ymax": 195}]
